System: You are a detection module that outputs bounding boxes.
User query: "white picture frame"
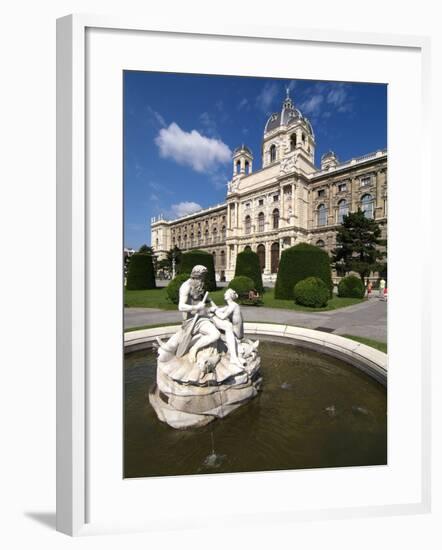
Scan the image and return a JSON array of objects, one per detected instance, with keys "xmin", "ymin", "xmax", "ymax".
[{"xmin": 56, "ymin": 14, "xmax": 432, "ymax": 536}]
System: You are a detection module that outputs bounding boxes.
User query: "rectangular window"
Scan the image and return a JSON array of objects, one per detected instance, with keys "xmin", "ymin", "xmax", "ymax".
[
  {"xmin": 360, "ymin": 175, "xmax": 371, "ymax": 187},
  {"xmin": 273, "ymin": 195, "xmax": 279, "ymax": 202},
  {"xmin": 258, "ymin": 199, "xmax": 264, "ymax": 206},
  {"xmin": 338, "ymin": 183, "xmax": 347, "ymax": 192},
  {"xmin": 317, "ymin": 189, "xmax": 325, "ymax": 197}
]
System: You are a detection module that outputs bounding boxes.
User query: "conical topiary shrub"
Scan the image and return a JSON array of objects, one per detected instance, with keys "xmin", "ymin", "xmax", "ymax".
[
  {"xmin": 274, "ymin": 243, "xmax": 333, "ymax": 299},
  {"xmin": 126, "ymin": 253, "xmax": 156, "ymax": 290},
  {"xmin": 234, "ymin": 250, "xmax": 264, "ymax": 293},
  {"xmin": 178, "ymin": 249, "xmax": 217, "ymax": 291}
]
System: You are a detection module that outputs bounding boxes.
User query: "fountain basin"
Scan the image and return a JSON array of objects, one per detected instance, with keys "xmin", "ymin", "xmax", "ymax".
[
  {"xmin": 124, "ymin": 324, "xmax": 387, "ymax": 478},
  {"xmin": 125, "ymin": 323, "xmax": 387, "ymax": 386}
]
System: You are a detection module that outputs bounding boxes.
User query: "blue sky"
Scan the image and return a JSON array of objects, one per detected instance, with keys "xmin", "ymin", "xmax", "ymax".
[{"xmin": 124, "ymin": 72, "xmax": 387, "ymax": 249}]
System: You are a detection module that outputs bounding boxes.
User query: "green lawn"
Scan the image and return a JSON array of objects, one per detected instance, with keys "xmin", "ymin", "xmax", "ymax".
[
  {"xmin": 124, "ymin": 286, "xmax": 364, "ymax": 312},
  {"xmin": 341, "ymin": 334, "xmax": 387, "ymax": 353}
]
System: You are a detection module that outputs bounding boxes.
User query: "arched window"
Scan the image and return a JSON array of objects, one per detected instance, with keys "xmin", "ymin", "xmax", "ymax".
[
  {"xmin": 317, "ymin": 204, "xmax": 327, "ymax": 227},
  {"xmin": 257, "ymin": 244, "xmax": 265, "ymax": 273},
  {"xmin": 258, "ymin": 212, "xmax": 265, "ymax": 232},
  {"xmin": 221, "ymin": 225, "xmax": 226, "ymax": 240},
  {"xmin": 272, "ymin": 208, "xmax": 280, "ymax": 229},
  {"xmin": 316, "ymin": 239, "xmax": 325, "ymax": 248},
  {"xmin": 205, "ymin": 229, "xmax": 209, "ymax": 243},
  {"xmin": 220, "ymin": 250, "xmax": 226, "ymax": 267},
  {"xmin": 236, "ymin": 160, "xmax": 241, "ymax": 174},
  {"xmin": 244, "ymin": 245, "xmax": 252, "ymax": 252},
  {"xmin": 269, "ymin": 144, "xmax": 276, "ymax": 163},
  {"xmin": 361, "ymin": 194, "xmax": 374, "ymax": 219},
  {"xmin": 337, "ymin": 199, "xmax": 348, "ymax": 224},
  {"xmin": 290, "ymin": 133, "xmax": 297, "ymax": 151},
  {"xmin": 245, "ymin": 215, "xmax": 251, "ymax": 234},
  {"xmin": 245, "ymin": 160, "xmax": 250, "ymax": 175},
  {"xmin": 213, "ymin": 227, "xmax": 218, "ymax": 242},
  {"xmin": 271, "ymin": 242, "xmax": 280, "ymax": 273},
  {"xmin": 302, "ymin": 132, "xmax": 306, "ymax": 143},
  {"xmin": 212, "ymin": 251, "xmax": 216, "ymax": 264}
]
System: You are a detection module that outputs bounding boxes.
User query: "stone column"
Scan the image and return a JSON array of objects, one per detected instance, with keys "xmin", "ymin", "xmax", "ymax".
[
  {"xmin": 264, "ymin": 241, "xmax": 271, "ymax": 275},
  {"xmin": 350, "ymin": 178, "xmax": 358, "ymax": 212},
  {"xmin": 375, "ymin": 170, "xmax": 384, "ymax": 219},
  {"xmin": 291, "ymin": 183, "xmax": 296, "ymax": 223}
]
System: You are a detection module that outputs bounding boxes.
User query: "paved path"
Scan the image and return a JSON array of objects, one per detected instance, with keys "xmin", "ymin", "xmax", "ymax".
[{"xmin": 125, "ymin": 297, "xmax": 387, "ymax": 342}]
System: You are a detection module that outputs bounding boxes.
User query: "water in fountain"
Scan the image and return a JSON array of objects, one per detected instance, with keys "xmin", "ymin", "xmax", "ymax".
[
  {"xmin": 124, "ymin": 341, "xmax": 387, "ymax": 478},
  {"xmin": 202, "ymin": 368, "xmax": 226, "ymax": 469}
]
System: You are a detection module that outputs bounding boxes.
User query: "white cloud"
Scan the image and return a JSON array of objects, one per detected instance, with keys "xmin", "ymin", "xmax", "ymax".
[
  {"xmin": 256, "ymin": 82, "xmax": 279, "ymax": 113},
  {"xmin": 297, "ymin": 82, "xmax": 352, "ymax": 122},
  {"xmin": 146, "ymin": 105, "xmax": 166, "ymax": 128},
  {"xmin": 238, "ymin": 97, "xmax": 249, "ymax": 110},
  {"xmin": 170, "ymin": 201, "xmax": 203, "ymax": 218},
  {"xmin": 299, "ymin": 94, "xmax": 324, "ymax": 117},
  {"xmin": 199, "ymin": 112, "xmax": 218, "ymax": 137},
  {"xmin": 326, "ymin": 84, "xmax": 351, "ymax": 112},
  {"xmin": 155, "ymin": 122, "xmax": 231, "ymax": 173}
]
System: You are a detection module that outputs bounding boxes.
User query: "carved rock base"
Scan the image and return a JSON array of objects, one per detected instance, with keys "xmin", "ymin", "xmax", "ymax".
[{"xmin": 149, "ymin": 339, "xmax": 262, "ymax": 429}]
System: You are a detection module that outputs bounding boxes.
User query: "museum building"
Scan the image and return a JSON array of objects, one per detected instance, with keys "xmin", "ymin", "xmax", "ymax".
[{"xmin": 151, "ymin": 92, "xmax": 387, "ymax": 282}]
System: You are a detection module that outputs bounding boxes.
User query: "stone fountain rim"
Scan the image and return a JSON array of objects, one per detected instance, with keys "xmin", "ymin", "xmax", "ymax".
[{"xmin": 124, "ymin": 323, "xmax": 387, "ymax": 386}]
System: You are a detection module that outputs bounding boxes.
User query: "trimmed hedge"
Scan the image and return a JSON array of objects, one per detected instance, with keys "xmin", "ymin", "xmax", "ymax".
[
  {"xmin": 338, "ymin": 275, "xmax": 365, "ymax": 299},
  {"xmin": 274, "ymin": 243, "xmax": 333, "ymax": 299},
  {"xmin": 178, "ymin": 250, "xmax": 217, "ymax": 291},
  {"xmin": 293, "ymin": 277, "xmax": 329, "ymax": 308},
  {"xmin": 228, "ymin": 275, "xmax": 255, "ymax": 296},
  {"xmin": 166, "ymin": 273, "xmax": 190, "ymax": 304},
  {"xmin": 126, "ymin": 253, "xmax": 156, "ymax": 290},
  {"xmin": 234, "ymin": 250, "xmax": 264, "ymax": 293},
  {"xmin": 228, "ymin": 276, "xmax": 261, "ymax": 305}
]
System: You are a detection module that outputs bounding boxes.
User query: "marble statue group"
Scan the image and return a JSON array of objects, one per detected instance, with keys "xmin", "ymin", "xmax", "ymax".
[{"xmin": 149, "ymin": 265, "xmax": 262, "ymax": 429}]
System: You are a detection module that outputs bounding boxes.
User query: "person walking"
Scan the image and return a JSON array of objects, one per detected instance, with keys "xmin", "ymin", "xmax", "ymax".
[
  {"xmin": 379, "ymin": 278, "xmax": 386, "ymax": 299},
  {"xmin": 367, "ymin": 280, "xmax": 373, "ymax": 299}
]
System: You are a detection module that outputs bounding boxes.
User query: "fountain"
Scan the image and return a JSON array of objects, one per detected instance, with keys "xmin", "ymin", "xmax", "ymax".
[
  {"xmin": 148, "ymin": 265, "xmax": 262, "ymax": 429},
  {"xmin": 124, "ymin": 265, "xmax": 387, "ymax": 477}
]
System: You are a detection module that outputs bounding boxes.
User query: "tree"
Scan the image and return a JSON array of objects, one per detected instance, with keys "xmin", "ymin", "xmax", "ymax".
[
  {"xmin": 332, "ymin": 210, "xmax": 386, "ymax": 283},
  {"xmin": 138, "ymin": 244, "xmax": 154, "ymax": 255},
  {"xmin": 154, "ymin": 246, "xmax": 183, "ymax": 278},
  {"xmin": 166, "ymin": 246, "xmax": 182, "ymax": 276}
]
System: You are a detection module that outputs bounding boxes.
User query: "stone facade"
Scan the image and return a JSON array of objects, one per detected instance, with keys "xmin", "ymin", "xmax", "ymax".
[{"xmin": 151, "ymin": 93, "xmax": 387, "ymax": 282}]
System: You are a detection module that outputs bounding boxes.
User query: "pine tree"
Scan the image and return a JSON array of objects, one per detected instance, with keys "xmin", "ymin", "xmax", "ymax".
[{"xmin": 332, "ymin": 210, "xmax": 386, "ymax": 283}]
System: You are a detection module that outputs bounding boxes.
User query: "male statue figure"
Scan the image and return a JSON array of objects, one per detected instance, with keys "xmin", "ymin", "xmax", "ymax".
[
  {"xmin": 157, "ymin": 265, "xmax": 220, "ymax": 363},
  {"xmin": 156, "ymin": 266, "xmax": 246, "ymax": 369}
]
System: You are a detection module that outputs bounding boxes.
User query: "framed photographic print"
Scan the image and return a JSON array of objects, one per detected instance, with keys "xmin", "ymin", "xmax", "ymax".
[{"xmin": 57, "ymin": 14, "xmax": 431, "ymax": 536}]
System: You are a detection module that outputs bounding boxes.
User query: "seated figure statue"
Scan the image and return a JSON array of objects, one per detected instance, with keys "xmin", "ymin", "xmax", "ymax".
[
  {"xmin": 208, "ymin": 288, "xmax": 245, "ymax": 368},
  {"xmin": 156, "ymin": 265, "xmax": 244, "ymax": 369},
  {"xmin": 151, "ymin": 267, "xmax": 262, "ymax": 429}
]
